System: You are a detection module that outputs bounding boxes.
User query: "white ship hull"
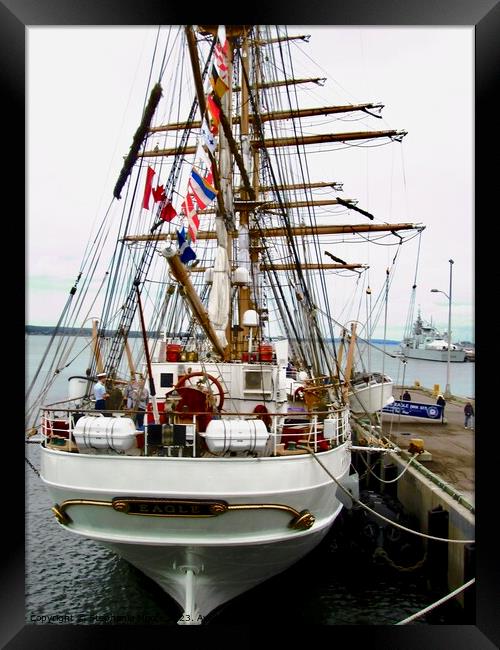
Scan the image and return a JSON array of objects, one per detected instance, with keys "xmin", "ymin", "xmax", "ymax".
[
  {"xmin": 400, "ymin": 346, "xmax": 466, "ymax": 362},
  {"xmin": 40, "ymin": 442, "xmax": 350, "ymax": 623},
  {"xmin": 287, "ymin": 377, "xmax": 394, "ymax": 415},
  {"xmin": 349, "ymin": 379, "xmax": 394, "ymax": 414},
  {"xmin": 104, "ymin": 523, "xmax": 335, "ymax": 623}
]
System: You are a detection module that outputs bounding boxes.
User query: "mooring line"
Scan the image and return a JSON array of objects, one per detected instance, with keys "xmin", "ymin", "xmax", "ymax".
[
  {"xmin": 395, "ymin": 578, "xmax": 475, "ymax": 624},
  {"xmin": 25, "ymin": 456, "xmax": 41, "ymax": 478},
  {"xmin": 307, "ymin": 447, "xmax": 475, "ymax": 544}
]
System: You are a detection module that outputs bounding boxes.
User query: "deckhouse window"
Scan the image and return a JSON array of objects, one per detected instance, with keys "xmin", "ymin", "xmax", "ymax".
[
  {"xmin": 160, "ymin": 373, "xmax": 174, "ymax": 388},
  {"xmin": 244, "ymin": 370, "xmax": 272, "ymax": 395}
]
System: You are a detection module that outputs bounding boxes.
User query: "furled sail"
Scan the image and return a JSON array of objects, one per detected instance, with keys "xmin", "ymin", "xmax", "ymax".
[{"xmin": 208, "ymin": 244, "xmax": 230, "ymax": 348}]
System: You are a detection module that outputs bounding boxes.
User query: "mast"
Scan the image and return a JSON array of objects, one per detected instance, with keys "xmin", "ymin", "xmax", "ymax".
[
  {"xmin": 161, "ymin": 250, "xmax": 226, "ymax": 357},
  {"xmin": 236, "ymin": 25, "xmax": 255, "ymax": 358},
  {"xmin": 342, "ymin": 323, "xmax": 357, "ymax": 402},
  {"xmin": 121, "ymin": 327, "xmax": 136, "ymax": 378},
  {"xmin": 134, "ymin": 282, "xmax": 159, "ymax": 423},
  {"xmin": 92, "ymin": 319, "xmax": 104, "ymax": 374},
  {"xmin": 123, "ymin": 222, "xmax": 425, "ymax": 243},
  {"xmin": 185, "ymin": 26, "xmax": 226, "ymax": 218},
  {"xmin": 183, "ymin": 262, "xmax": 367, "ymax": 273},
  {"xmin": 141, "ymin": 129, "xmax": 406, "ymax": 158},
  {"xmin": 148, "ymin": 103, "xmax": 383, "ymax": 134},
  {"xmin": 136, "ymin": 25, "xmax": 420, "ymax": 381}
]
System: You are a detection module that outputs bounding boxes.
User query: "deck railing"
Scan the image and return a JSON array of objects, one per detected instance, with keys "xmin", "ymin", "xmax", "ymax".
[{"xmin": 40, "ymin": 401, "xmax": 351, "ymax": 457}]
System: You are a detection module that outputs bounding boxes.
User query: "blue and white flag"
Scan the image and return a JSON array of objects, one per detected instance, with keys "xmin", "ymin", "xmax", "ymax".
[
  {"xmin": 177, "ymin": 227, "xmax": 197, "ymax": 264},
  {"xmin": 200, "ymin": 118, "xmax": 216, "ymax": 154}
]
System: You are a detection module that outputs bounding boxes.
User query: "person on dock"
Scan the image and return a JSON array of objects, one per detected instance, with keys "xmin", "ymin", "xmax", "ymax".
[
  {"xmin": 436, "ymin": 394, "xmax": 446, "ymax": 423},
  {"xmin": 464, "ymin": 402, "xmax": 474, "ymax": 429},
  {"xmin": 94, "ymin": 372, "xmax": 109, "ymax": 411},
  {"xmin": 402, "ymin": 390, "xmax": 412, "ymax": 401}
]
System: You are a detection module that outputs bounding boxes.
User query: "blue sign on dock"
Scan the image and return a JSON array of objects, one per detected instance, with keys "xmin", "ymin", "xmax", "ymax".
[{"xmin": 382, "ymin": 400, "xmax": 443, "ymax": 420}]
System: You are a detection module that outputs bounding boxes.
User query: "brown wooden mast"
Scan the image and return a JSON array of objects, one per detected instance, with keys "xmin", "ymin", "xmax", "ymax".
[
  {"xmin": 255, "ymin": 34, "xmax": 311, "ymax": 45},
  {"xmin": 236, "ymin": 28, "xmax": 254, "ymax": 358},
  {"xmin": 249, "ymin": 222, "xmax": 422, "ymax": 238},
  {"xmin": 187, "ymin": 262, "xmax": 368, "ymax": 272},
  {"xmin": 257, "ymin": 198, "xmax": 357, "ymax": 210},
  {"xmin": 194, "ymin": 197, "xmax": 357, "ymax": 216},
  {"xmin": 185, "ymin": 26, "xmax": 226, "ymax": 217},
  {"xmin": 257, "ymin": 104, "xmax": 384, "ymax": 123},
  {"xmin": 140, "ymin": 129, "xmax": 406, "ymax": 158},
  {"xmin": 251, "ymin": 130, "xmax": 407, "ymax": 150},
  {"xmin": 134, "ymin": 282, "xmax": 159, "ymax": 422},
  {"xmin": 123, "ymin": 222, "xmax": 424, "ymax": 243},
  {"xmin": 181, "ymin": 25, "xmax": 232, "ymax": 358},
  {"xmin": 121, "ymin": 327, "xmax": 136, "ymax": 378},
  {"xmin": 233, "ymin": 77, "xmax": 326, "ymax": 91},
  {"xmin": 336, "ymin": 328, "xmax": 346, "ymax": 383},
  {"xmin": 164, "ymin": 253, "xmax": 226, "ymax": 358},
  {"xmin": 262, "ymin": 262, "xmax": 367, "ymax": 272},
  {"xmin": 259, "ymin": 181, "xmax": 343, "ymax": 192},
  {"xmin": 92, "ymin": 319, "xmax": 104, "ymax": 374},
  {"xmin": 148, "ymin": 103, "xmax": 383, "ymax": 134},
  {"xmin": 342, "ymin": 323, "xmax": 357, "ymax": 402}
]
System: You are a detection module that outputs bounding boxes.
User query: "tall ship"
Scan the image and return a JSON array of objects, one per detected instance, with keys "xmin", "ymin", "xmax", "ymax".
[
  {"xmin": 27, "ymin": 25, "xmax": 424, "ymax": 624},
  {"xmin": 400, "ymin": 311, "xmax": 466, "ymax": 362}
]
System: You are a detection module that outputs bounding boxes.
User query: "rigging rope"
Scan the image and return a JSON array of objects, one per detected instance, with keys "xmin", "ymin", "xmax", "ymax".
[
  {"xmin": 403, "ymin": 229, "xmax": 423, "ymax": 341},
  {"xmin": 26, "ymin": 275, "xmax": 80, "ymax": 402}
]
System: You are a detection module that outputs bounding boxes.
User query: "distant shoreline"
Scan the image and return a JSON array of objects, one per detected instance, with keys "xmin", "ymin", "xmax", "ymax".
[
  {"xmin": 26, "ymin": 325, "xmax": 157, "ymax": 338},
  {"xmin": 25, "ymin": 324, "xmax": 401, "ymax": 345}
]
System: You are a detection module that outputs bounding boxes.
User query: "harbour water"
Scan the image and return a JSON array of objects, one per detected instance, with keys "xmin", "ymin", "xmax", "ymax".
[
  {"xmin": 25, "ymin": 334, "xmax": 472, "ymax": 625},
  {"xmin": 356, "ymin": 340, "xmax": 475, "ymax": 399},
  {"xmin": 26, "ymin": 334, "xmax": 475, "ymax": 407}
]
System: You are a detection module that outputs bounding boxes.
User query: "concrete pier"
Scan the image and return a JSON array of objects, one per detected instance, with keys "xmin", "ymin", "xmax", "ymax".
[
  {"xmin": 381, "ymin": 387, "xmax": 474, "ymax": 505},
  {"xmin": 376, "ymin": 387, "xmax": 475, "ymax": 607}
]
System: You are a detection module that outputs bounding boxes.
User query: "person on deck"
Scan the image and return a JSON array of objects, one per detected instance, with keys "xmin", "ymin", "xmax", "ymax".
[
  {"xmin": 94, "ymin": 373, "xmax": 109, "ymax": 411},
  {"xmin": 402, "ymin": 390, "xmax": 412, "ymax": 401},
  {"xmin": 125, "ymin": 374, "xmax": 150, "ymax": 430},
  {"xmin": 464, "ymin": 402, "xmax": 474, "ymax": 429}
]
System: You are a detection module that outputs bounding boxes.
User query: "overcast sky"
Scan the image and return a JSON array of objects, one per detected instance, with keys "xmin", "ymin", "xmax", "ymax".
[{"xmin": 27, "ymin": 26, "xmax": 474, "ymax": 341}]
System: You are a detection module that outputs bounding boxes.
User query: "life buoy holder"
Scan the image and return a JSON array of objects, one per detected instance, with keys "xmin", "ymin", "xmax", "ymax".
[
  {"xmin": 253, "ymin": 404, "xmax": 272, "ymax": 430},
  {"xmin": 294, "ymin": 386, "xmax": 305, "ymax": 401}
]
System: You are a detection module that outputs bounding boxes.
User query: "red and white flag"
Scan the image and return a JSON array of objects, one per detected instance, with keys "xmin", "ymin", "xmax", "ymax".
[
  {"xmin": 182, "ymin": 193, "xmax": 200, "ymax": 241},
  {"xmin": 214, "ymin": 25, "xmax": 229, "ymax": 86},
  {"xmin": 209, "ymin": 25, "xmax": 230, "ymax": 99}
]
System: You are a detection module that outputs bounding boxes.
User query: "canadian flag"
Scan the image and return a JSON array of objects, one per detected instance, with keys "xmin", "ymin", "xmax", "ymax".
[
  {"xmin": 142, "ymin": 166, "xmax": 155, "ymax": 209},
  {"xmin": 160, "ymin": 200, "xmax": 177, "ymax": 222}
]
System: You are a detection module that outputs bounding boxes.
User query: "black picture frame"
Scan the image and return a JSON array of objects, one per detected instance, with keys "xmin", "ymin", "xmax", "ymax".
[{"xmin": 10, "ymin": 0, "xmax": 497, "ymax": 646}]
